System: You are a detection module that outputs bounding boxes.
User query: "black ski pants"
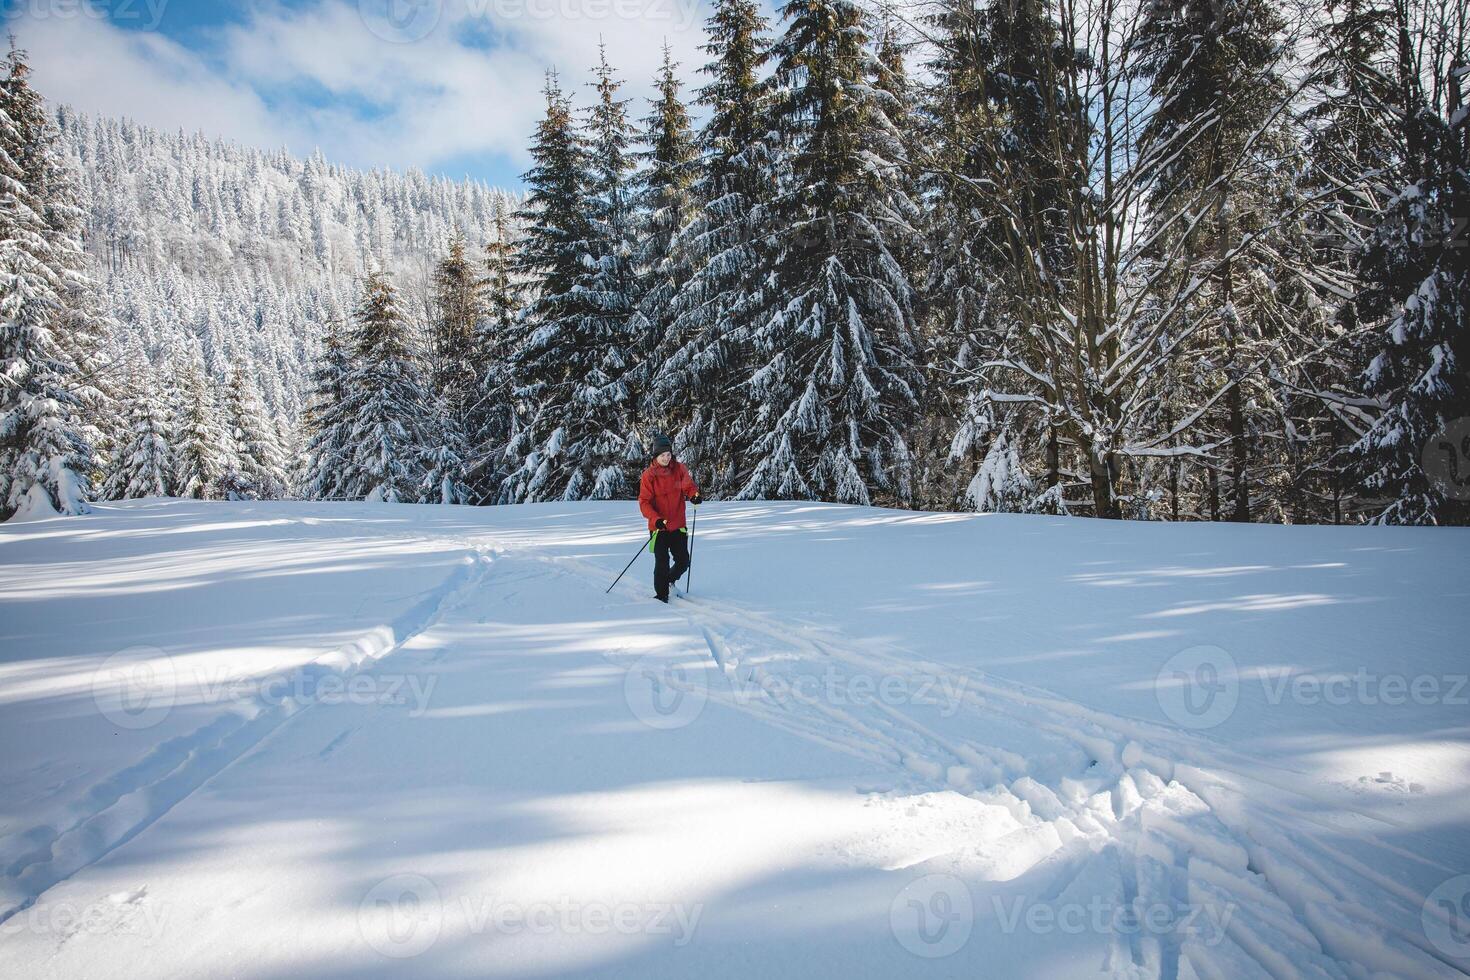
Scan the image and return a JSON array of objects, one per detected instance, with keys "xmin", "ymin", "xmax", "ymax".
[{"xmin": 653, "ymin": 528, "xmax": 690, "ymax": 600}]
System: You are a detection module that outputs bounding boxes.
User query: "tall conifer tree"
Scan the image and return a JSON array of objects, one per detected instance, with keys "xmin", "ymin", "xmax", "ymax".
[
  {"xmin": 0, "ymin": 46, "xmax": 98, "ymax": 518},
  {"xmin": 735, "ymin": 0, "xmax": 923, "ymax": 504},
  {"xmin": 339, "ymin": 272, "xmax": 430, "ymax": 502},
  {"xmin": 660, "ymin": 0, "xmax": 776, "ymax": 495}
]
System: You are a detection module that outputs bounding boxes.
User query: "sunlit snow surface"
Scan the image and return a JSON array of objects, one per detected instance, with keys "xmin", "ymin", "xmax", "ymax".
[{"xmin": 1, "ymin": 499, "xmax": 1467, "ymax": 978}]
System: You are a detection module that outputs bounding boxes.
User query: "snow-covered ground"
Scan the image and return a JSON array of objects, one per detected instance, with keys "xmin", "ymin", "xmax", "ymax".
[{"xmin": 1, "ymin": 499, "xmax": 1467, "ymax": 978}]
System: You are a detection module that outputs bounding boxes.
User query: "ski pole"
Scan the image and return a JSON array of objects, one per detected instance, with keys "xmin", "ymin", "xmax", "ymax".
[
  {"xmin": 607, "ymin": 530, "xmax": 656, "ymax": 593},
  {"xmin": 683, "ymin": 507, "xmax": 697, "ymax": 594}
]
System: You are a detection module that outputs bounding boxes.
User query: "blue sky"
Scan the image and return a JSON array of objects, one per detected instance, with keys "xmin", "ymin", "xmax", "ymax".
[{"xmin": 5, "ymin": 0, "xmax": 717, "ymax": 189}]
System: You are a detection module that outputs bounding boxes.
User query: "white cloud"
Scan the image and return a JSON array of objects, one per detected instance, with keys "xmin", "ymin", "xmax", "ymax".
[
  {"xmin": 15, "ymin": 11, "xmax": 312, "ymax": 152},
  {"xmin": 12, "ymin": 0, "xmax": 717, "ymax": 183}
]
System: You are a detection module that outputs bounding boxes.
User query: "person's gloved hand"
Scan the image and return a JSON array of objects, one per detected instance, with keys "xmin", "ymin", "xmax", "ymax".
[
  {"xmin": 655, "ymin": 518, "xmax": 667, "ymax": 530},
  {"xmin": 690, "ymin": 495, "xmax": 703, "ymax": 506}
]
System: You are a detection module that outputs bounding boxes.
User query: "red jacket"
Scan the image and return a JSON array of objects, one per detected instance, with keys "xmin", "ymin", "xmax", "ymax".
[{"xmin": 639, "ymin": 460, "xmax": 699, "ymax": 532}]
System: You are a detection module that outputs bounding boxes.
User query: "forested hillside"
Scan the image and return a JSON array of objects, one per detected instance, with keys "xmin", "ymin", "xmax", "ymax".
[{"xmin": 57, "ymin": 108, "xmax": 518, "ymax": 423}]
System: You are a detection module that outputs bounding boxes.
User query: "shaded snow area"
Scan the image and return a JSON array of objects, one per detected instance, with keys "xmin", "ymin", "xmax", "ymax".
[{"xmin": 1, "ymin": 499, "xmax": 1467, "ymax": 978}]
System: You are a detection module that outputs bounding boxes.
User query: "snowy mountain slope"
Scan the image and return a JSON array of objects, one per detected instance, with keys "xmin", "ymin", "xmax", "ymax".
[
  {"xmin": 58, "ymin": 109, "xmax": 517, "ymax": 420},
  {"xmin": 0, "ymin": 500, "xmax": 1466, "ymax": 977}
]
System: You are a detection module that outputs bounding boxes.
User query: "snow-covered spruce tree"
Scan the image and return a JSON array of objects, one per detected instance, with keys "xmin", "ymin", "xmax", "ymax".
[
  {"xmin": 219, "ymin": 366, "xmax": 288, "ymax": 500},
  {"xmin": 463, "ymin": 203, "xmax": 518, "ymax": 503},
  {"xmin": 575, "ymin": 47, "xmax": 644, "ymax": 494},
  {"xmin": 632, "ymin": 43, "xmax": 698, "ymax": 425},
  {"xmin": 502, "ymin": 75, "xmax": 592, "ymax": 502},
  {"xmin": 420, "ymin": 439, "xmax": 469, "ymax": 505},
  {"xmin": 1132, "ymin": 0, "xmax": 1309, "ymax": 522},
  {"xmin": 871, "ymin": 24, "xmax": 926, "ymax": 289},
  {"xmin": 735, "ymin": 0, "xmax": 923, "ymax": 504},
  {"xmin": 1302, "ymin": 0, "xmax": 1399, "ymax": 301},
  {"xmin": 423, "ymin": 233, "xmax": 484, "ymax": 504},
  {"xmin": 874, "ymin": 22, "xmax": 959, "ymax": 506},
  {"xmin": 1350, "ymin": 8, "xmax": 1469, "ymax": 525},
  {"xmin": 916, "ymin": 0, "xmax": 1088, "ymax": 512},
  {"xmin": 339, "ymin": 272, "xmax": 432, "ymax": 502},
  {"xmin": 1296, "ymin": 0, "xmax": 1402, "ymax": 522},
  {"xmin": 173, "ymin": 347, "xmax": 224, "ymax": 499},
  {"xmin": 274, "ymin": 410, "xmax": 302, "ymax": 489},
  {"xmin": 996, "ymin": 0, "xmax": 1085, "ymax": 277},
  {"xmin": 89, "ymin": 337, "xmax": 146, "ymax": 485},
  {"xmin": 299, "ymin": 314, "xmax": 354, "ymax": 500},
  {"xmin": 659, "ymin": 0, "xmax": 776, "ymax": 496},
  {"xmin": 430, "ymin": 234, "xmax": 485, "ymax": 416},
  {"xmin": 0, "ymin": 47, "xmax": 99, "ymax": 519},
  {"xmin": 503, "ymin": 63, "xmax": 639, "ymax": 503},
  {"xmin": 103, "ymin": 377, "xmax": 174, "ymax": 499},
  {"xmin": 915, "ymin": 0, "xmax": 1012, "ymax": 509},
  {"xmin": 41, "ymin": 131, "xmax": 115, "ymax": 498},
  {"xmin": 965, "ymin": 429, "xmax": 1035, "ymax": 513}
]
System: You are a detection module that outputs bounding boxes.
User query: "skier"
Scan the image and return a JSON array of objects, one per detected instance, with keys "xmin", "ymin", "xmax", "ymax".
[{"xmin": 638, "ymin": 433, "xmax": 701, "ymax": 602}]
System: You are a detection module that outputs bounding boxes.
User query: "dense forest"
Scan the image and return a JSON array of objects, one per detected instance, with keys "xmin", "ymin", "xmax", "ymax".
[{"xmin": 3, "ymin": 0, "xmax": 1467, "ymax": 524}]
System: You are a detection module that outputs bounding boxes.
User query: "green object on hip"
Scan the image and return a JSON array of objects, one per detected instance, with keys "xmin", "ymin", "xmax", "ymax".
[{"xmin": 647, "ymin": 526, "xmax": 688, "ymax": 552}]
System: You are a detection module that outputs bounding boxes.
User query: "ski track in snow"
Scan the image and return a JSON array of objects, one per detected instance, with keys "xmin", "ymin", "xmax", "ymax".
[
  {"xmin": 517, "ymin": 546, "xmax": 1468, "ymax": 980},
  {"xmin": 3, "ymin": 516, "xmax": 1466, "ymax": 980},
  {"xmin": 0, "ymin": 542, "xmax": 500, "ymax": 929}
]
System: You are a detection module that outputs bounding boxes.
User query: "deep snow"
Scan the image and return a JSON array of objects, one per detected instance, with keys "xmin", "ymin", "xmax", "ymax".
[{"xmin": 0, "ymin": 499, "xmax": 1467, "ymax": 978}]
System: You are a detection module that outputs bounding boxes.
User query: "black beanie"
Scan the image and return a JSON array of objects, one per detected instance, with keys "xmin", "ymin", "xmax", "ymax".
[{"xmin": 651, "ymin": 433, "xmax": 673, "ymax": 457}]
